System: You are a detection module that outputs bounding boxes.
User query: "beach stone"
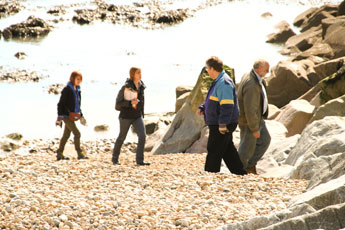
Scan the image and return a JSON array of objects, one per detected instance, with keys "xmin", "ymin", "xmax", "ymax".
[
  {"xmin": 309, "ymin": 94, "xmax": 345, "ymax": 123},
  {"xmin": 47, "ymin": 6, "xmax": 66, "ymax": 15},
  {"xmin": 314, "ymin": 56, "xmax": 345, "ymax": 80},
  {"xmin": 293, "ymin": 7, "xmax": 318, "ymax": 27},
  {"xmin": 300, "ymin": 4, "xmax": 338, "ymax": 32},
  {"xmin": 47, "ymin": 84, "xmax": 64, "ymax": 95},
  {"xmin": 175, "ymin": 92, "xmax": 190, "ymax": 113},
  {"xmin": 261, "ymin": 12, "xmax": 272, "ymax": 18},
  {"xmin": 6, "ymin": 133, "xmax": 23, "ymax": 141},
  {"xmin": 266, "ymin": 60, "xmax": 317, "ymax": 108},
  {"xmin": 14, "ymin": 52, "xmax": 27, "ymax": 60},
  {"xmin": 152, "ymin": 65, "xmax": 235, "ymax": 154},
  {"xmin": 94, "ymin": 125, "xmax": 109, "ymax": 132},
  {"xmin": 2, "ymin": 16, "xmax": 51, "ymax": 40},
  {"xmin": 0, "ymin": 1, "xmax": 23, "ymax": 18},
  {"xmin": 266, "ymin": 21, "xmax": 296, "ymax": 44},
  {"xmin": 176, "ymin": 85, "xmax": 193, "ymax": 99},
  {"xmin": 274, "ymin": 100, "xmax": 314, "ymax": 137}
]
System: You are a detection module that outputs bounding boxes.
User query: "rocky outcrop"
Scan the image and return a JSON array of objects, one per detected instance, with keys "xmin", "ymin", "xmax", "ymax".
[
  {"xmin": 2, "ymin": 16, "xmax": 52, "ymax": 40},
  {"xmin": 0, "ymin": 69, "xmax": 46, "ymax": 83},
  {"xmin": 299, "ymin": 4, "xmax": 338, "ymax": 32},
  {"xmin": 266, "ymin": 21, "xmax": 296, "ymax": 44},
  {"xmin": 0, "ymin": 1, "xmax": 23, "ymax": 18},
  {"xmin": 314, "ymin": 56, "xmax": 345, "ymax": 79},
  {"xmin": 324, "ymin": 16, "xmax": 345, "ymax": 58},
  {"xmin": 266, "ymin": 60, "xmax": 317, "ymax": 108},
  {"xmin": 293, "ymin": 42, "xmax": 334, "ymax": 60},
  {"xmin": 285, "ymin": 116, "xmax": 345, "ymax": 189},
  {"xmin": 309, "ymin": 94, "xmax": 345, "ymax": 124},
  {"xmin": 175, "ymin": 92, "xmax": 190, "ymax": 113},
  {"xmin": 293, "ymin": 7, "xmax": 318, "ymax": 27},
  {"xmin": 285, "ymin": 25, "xmax": 322, "ymax": 53},
  {"xmin": 275, "ymin": 100, "xmax": 314, "ymax": 137}
]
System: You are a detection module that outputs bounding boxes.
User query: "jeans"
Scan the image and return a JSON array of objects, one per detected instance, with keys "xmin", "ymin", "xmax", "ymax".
[
  {"xmin": 57, "ymin": 117, "xmax": 82, "ymax": 156},
  {"xmin": 238, "ymin": 119, "xmax": 271, "ymax": 169},
  {"xmin": 112, "ymin": 116, "xmax": 146, "ymax": 164},
  {"xmin": 205, "ymin": 123, "xmax": 247, "ymax": 175}
]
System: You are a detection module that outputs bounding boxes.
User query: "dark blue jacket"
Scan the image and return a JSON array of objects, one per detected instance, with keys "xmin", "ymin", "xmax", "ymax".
[{"xmin": 199, "ymin": 71, "xmax": 239, "ymax": 125}]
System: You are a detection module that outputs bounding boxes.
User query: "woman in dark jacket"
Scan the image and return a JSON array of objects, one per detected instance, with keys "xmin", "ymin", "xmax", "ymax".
[
  {"xmin": 113, "ymin": 67, "xmax": 150, "ymax": 166},
  {"xmin": 56, "ymin": 71, "xmax": 88, "ymax": 161}
]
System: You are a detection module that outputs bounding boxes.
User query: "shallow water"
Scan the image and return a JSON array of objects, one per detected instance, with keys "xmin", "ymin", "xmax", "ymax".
[{"xmin": 0, "ymin": 0, "xmax": 342, "ymax": 140}]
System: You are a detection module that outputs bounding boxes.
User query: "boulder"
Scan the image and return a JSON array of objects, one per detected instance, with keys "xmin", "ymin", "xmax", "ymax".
[
  {"xmin": 289, "ymin": 174, "xmax": 345, "ymax": 210},
  {"xmin": 175, "ymin": 92, "xmax": 190, "ymax": 113},
  {"xmin": 266, "ymin": 21, "xmax": 296, "ymax": 44},
  {"xmin": 309, "ymin": 94, "xmax": 345, "ymax": 124},
  {"xmin": 266, "ymin": 60, "xmax": 316, "ymax": 108},
  {"xmin": 2, "ymin": 16, "xmax": 51, "ymax": 40},
  {"xmin": 338, "ymin": 0, "xmax": 345, "ymax": 16},
  {"xmin": 300, "ymin": 4, "xmax": 338, "ymax": 32},
  {"xmin": 321, "ymin": 16, "xmax": 345, "ymax": 39},
  {"xmin": 267, "ymin": 104, "xmax": 281, "ymax": 120},
  {"xmin": 264, "ymin": 134, "xmax": 300, "ymax": 164},
  {"xmin": 256, "ymin": 155, "xmax": 279, "ymax": 175},
  {"xmin": 324, "ymin": 17, "xmax": 345, "ymax": 58},
  {"xmin": 275, "ymin": 100, "xmax": 315, "ymax": 137},
  {"xmin": 318, "ymin": 63, "xmax": 345, "ymax": 104},
  {"xmin": 151, "ymin": 66, "xmax": 235, "ymax": 154},
  {"xmin": 144, "ymin": 112, "xmax": 174, "ymax": 135},
  {"xmin": 285, "ymin": 25, "xmax": 322, "ymax": 52},
  {"xmin": 0, "ymin": 138, "xmax": 20, "ymax": 152},
  {"xmin": 260, "ymin": 203, "xmax": 345, "ymax": 230},
  {"xmin": 145, "ymin": 126, "xmax": 168, "ymax": 152},
  {"xmin": 314, "ymin": 56, "xmax": 345, "ymax": 80},
  {"xmin": 185, "ymin": 126, "xmax": 208, "ymax": 153},
  {"xmin": 176, "ymin": 85, "xmax": 193, "ymax": 99},
  {"xmin": 293, "ymin": 7, "xmax": 318, "ymax": 27},
  {"xmin": 292, "ymin": 42, "xmax": 334, "ymax": 61}
]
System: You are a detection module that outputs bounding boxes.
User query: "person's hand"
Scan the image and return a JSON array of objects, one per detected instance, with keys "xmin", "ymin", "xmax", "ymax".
[
  {"xmin": 219, "ymin": 124, "xmax": 228, "ymax": 135},
  {"xmin": 253, "ymin": 131, "xmax": 260, "ymax": 138},
  {"xmin": 55, "ymin": 116, "xmax": 63, "ymax": 127},
  {"xmin": 131, "ymin": 99, "xmax": 139, "ymax": 105},
  {"xmin": 80, "ymin": 117, "xmax": 88, "ymax": 126},
  {"xmin": 196, "ymin": 108, "xmax": 203, "ymax": 116}
]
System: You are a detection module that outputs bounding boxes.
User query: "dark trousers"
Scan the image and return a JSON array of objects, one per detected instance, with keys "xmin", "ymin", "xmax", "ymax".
[
  {"xmin": 112, "ymin": 117, "xmax": 146, "ymax": 164},
  {"xmin": 205, "ymin": 123, "xmax": 247, "ymax": 175},
  {"xmin": 57, "ymin": 117, "xmax": 82, "ymax": 157}
]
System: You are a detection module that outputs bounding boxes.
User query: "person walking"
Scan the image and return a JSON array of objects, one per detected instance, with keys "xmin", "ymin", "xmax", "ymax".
[
  {"xmin": 197, "ymin": 56, "xmax": 247, "ymax": 175},
  {"xmin": 237, "ymin": 59, "xmax": 271, "ymax": 174},
  {"xmin": 56, "ymin": 71, "xmax": 88, "ymax": 161},
  {"xmin": 112, "ymin": 67, "xmax": 150, "ymax": 166}
]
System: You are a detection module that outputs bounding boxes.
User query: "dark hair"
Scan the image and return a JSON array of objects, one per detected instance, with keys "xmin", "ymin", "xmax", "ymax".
[
  {"xmin": 206, "ymin": 56, "xmax": 223, "ymax": 72},
  {"xmin": 129, "ymin": 67, "xmax": 141, "ymax": 81},
  {"xmin": 70, "ymin": 71, "xmax": 83, "ymax": 85}
]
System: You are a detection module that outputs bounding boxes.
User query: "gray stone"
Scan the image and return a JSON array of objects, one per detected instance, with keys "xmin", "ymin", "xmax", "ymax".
[
  {"xmin": 309, "ymin": 94, "xmax": 345, "ymax": 124},
  {"xmin": 185, "ymin": 126, "xmax": 208, "ymax": 153},
  {"xmin": 175, "ymin": 92, "xmax": 190, "ymax": 113},
  {"xmin": 175, "ymin": 85, "xmax": 193, "ymax": 99},
  {"xmin": 289, "ymin": 174, "xmax": 345, "ymax": 210},
  {"xmin": 265, "ymin": 134, "xmax": 300, "ymax": 163},
  {"xmin": 304, "ymin": 207, "xmax": 341, "ymax": 230}
]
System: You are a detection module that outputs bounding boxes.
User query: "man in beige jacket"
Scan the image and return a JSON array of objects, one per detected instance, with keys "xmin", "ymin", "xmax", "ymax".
[{"xmin": 237, "ymin": 59, "xmax": 271, "ymax": 174}]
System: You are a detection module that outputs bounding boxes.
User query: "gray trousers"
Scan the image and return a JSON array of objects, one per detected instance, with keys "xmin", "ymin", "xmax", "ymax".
[
  {"xmin": 57, "ymin": 117, "xmax": 82, "ymax": 156},
  {"xmin": 112, "ymin": 117, "xmax": 146, "ymax": 164},
  {"xmin": 238, "ymin": 119, "xmax": 271, "ymax": 169}
]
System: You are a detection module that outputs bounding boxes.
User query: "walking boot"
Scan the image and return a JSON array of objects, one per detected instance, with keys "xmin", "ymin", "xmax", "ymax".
[
  {"xmin": 77, "ymin": 151, "xmax": 89, "ymax": 160},
  {"xmin": 246, "ymin": 165, "xmax": 257, "ymax": 174}
]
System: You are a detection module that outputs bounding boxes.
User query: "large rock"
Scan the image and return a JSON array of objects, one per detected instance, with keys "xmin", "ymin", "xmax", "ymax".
[
  {"xmin": 267, "ymin": 104, "xmax": 281, "ymax": 120},
  {"xmin": 264, "ymin": 134, "xmax": 300, "ymax": 164},
  {"xmin": 151, "ymin": 66, "xmax": 235, "ymax": 154},
  {"xmin": 292, "ymin": 42, "xmax": 334, "ymax": 60},
  {"xmin": 338, "ymin": 0, "xmax": 345, "ymax": 16},
  {"xmin": 293, "ymin": 7, "xmax": 318, "ymax": 27},
  {"xmin": 324, "ymin": 16, "xmax": 345, "ymax": 58},
  {"xmin": 266, "ymin": 21, "xmax": 296, "ymax": 44},
  {"xmin": 175, "ymin": 92, "xmax": 190, "ymax": 113},
  {"xmin": 300, "ymin": 4, "xmax": 338, "ymax": 32},
  {"xmin": 321, "ymin": 16, "xmax": 345, "ymax": 39},
  {"xmin": 314, "ymin": 56, "xmax": 345, "ymax": 79},
  {"xmin": 289, "ymin": 174, "xmax": 345, "ymax": 210},
  {"xmin": 285, "ymin": 116, "xmax": 345, "ymax": 188},
  {"xmin": 318, "ymin": 63, "xmax": 345, "ymax": 104},
  {"xmin": 176, "ymin": 85, "xmax": 193, "ymax": 99},
  {"xmin": 2, "ymin": 16, "xmax": 51, "ymax": 40},
  {"xmin": 266, "ymin": 60, "xmax": 316, "ymax": 108},
  {"xmin": 260, "ymin": 203, "xmax": 345, "ymax": 230},
  {"xmin": 285, "ymin": 25, "xmax": 322, "ymax": 52},
  {"xmin": 309, "ymin": 94, "xmax": 345, "ymax": 124},
  {"xmin": 185, "ymin": 126, "xmax": 208, "ymax": 153},
  {"xmin": 275, "ymin": 100, "xmax": 314, "ymax": 137}
]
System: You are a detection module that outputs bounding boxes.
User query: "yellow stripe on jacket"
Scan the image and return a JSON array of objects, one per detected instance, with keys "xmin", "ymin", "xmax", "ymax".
[
  {"xmin": 220, "ymin": 99, "xmax": 234, "ymax": 105},
  {"xmin": 209, "ymin": 96, "xmax": 219, "ymax": 101}
]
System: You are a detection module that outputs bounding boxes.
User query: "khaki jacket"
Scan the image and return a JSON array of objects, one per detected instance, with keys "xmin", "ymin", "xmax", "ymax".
[{"xmin": 238, "ymin": 70, "xmax": 268, "ymax": 132}]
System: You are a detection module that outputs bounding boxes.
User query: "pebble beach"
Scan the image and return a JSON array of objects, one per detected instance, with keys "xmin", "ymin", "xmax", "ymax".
[{"xmin": 0, "ymin": 139, "xmax": 307, "ymax": 229}]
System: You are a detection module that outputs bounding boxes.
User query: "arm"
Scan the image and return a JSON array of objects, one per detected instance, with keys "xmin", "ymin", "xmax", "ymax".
[
  {"xmin": 217, "ymin": 83, "xmax": 235, "ymax": 126},
  {"xmin": 57, "ymin": 87, "xmax": 68, "ymax": 116}
]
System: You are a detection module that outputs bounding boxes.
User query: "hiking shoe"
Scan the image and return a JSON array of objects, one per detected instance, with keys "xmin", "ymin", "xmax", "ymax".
[
  {"xmin": 77, "ymin": 155, "xmax": 89, "ymax": 160},
  {"xmin": 57, "ymin": 156, "xmax": 70, "ymax": 161},
  {"xmin": 137, "ymin": 162, "xmax": 151, "ymax": 166}
]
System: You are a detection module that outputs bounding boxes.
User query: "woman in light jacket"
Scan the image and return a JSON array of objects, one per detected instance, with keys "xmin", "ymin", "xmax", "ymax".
[
  {"xmin": 56, "ymin": 71, "xmax": 88, "ymax": 161},
  {"xmin": 113, "ymin": 67, "xmax": 150, "ymax": 166}
]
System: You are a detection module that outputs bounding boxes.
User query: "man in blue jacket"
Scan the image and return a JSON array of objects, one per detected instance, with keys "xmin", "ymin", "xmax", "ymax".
[{"xmin": 197, "ymin": 56, "xmax": 247, "ymax": 175}]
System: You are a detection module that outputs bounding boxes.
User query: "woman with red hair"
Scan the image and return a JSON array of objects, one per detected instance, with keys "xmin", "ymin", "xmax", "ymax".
[
  {"xmin": 113, "ymin": 67, "xmax": 150, "ymax": 166},
  {"xmin": 56, "ymin": 71, "xmax": 88, "ymax": 161}
]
